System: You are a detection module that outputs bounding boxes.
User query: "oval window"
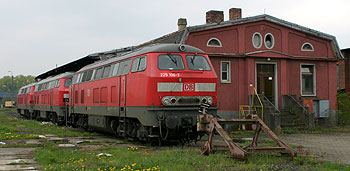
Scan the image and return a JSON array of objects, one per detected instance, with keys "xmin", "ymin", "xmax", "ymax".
[
  {"xmin": 264, "ymin": 33, "xmax": 274, "ymax": 49},
  {"xmin": 252, "ymin": 32, "xmax": 262, "ymax": 49}
]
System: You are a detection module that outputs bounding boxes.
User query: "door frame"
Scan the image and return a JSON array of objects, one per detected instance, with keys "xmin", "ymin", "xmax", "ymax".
[{"xmin": 255, "ymin": 62, "xmax": 278, "ymax": 107}]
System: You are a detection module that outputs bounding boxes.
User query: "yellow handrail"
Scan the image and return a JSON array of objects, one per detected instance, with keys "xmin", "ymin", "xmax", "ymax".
[
  {"xmin": 238, "ymin": 87, "xmax": 264, "ymax": 130},
  {"xmin": 252, "ymin": 88, "xmax": 263, "ymax": 120}
]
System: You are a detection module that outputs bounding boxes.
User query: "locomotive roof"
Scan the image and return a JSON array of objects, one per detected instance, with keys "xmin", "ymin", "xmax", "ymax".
[
  {"xmin": 36, "ymin": 72, "xmax": 74, "ymax": 84},
  {"xmin": 19, "ymin": 82, "xmax": 37, "ymax": 90},
  {"xmin": 77, "ymin": 44, "xmax": 205, "ymax": 72}
]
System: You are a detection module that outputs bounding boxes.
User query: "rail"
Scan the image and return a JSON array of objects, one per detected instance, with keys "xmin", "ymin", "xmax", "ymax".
[
  {"xmin": 262, "ymin": 94, "xmax": 280, "ymax": 113},
  {"xmin": 287, "ymin": 95, "xmax": 308, "ymax": 113}
]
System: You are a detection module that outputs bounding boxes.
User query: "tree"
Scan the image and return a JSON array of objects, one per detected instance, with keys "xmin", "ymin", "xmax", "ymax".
[{"xmin": 0, "ymin": 75, "xmax": 35, "ymax": 92}]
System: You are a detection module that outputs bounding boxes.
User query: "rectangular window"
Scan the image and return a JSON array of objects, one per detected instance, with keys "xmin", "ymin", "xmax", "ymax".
[
  {"xmin": 117, "ymin": 60, "xmax": 132, "ymax": 76},
  {"xmin": 94, "ymin": 67, "xmax": 104, "ymax": 80},
  {"xmin": 81, "ymin": 72, "xmax": 87, "ymax": 82},
  {"xmin": 132, "ymin": 56, "xmax": 147, "ymax": 72},
  {"xmin": 64, "ymin": 79, "xmax": 72, "ymax": 87},
  {"xmin": 102, "ymin": 65, "xmax": 111, "ymax": 78},
  {"xmin": 112, "ymin": 63, "xmax": 120, "ymax": 76},
  {"xmin": 55, "ymin": 80, "xmax": 60, "ymax": 88},
  {"xmin": 158, "ymin": 54, "xmax": 185, "ymax": 70},
  {"xmin": 185, "ymin": 55, "xmax": 211, "ymax": 71},
  {"xmin": 221, "ymin": 61, "xmax": 231, "ymax": 83},
  {"xmin": 301, "ymin": 64, "xmax": 315, "ymax": 96},
  {"xmin": 85, "ymin": 70, "xmax": 94, "ymax": 82}
]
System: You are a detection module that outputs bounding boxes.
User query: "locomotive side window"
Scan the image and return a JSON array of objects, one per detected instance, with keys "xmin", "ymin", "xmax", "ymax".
[
  {"xmin": 55, "ymin": 80, "xmax": 60, "ymax": 88},
  {"xmin": 132, "ymin": 56, "xmax": 147, "ymax": 73},
  {"xmin": 85, "ymin": 70, "xmax": 94, "ymax": 82},
  {"xmin": 72, "ymin": 75, "xmax": 77, "ymax": 84},
  {"xmin": 111, "ymin": 63, "xmax": 120, "ymax": 76},
  {"xmin": 64, "ymin": 79, "xmax": 72, "ymax": 87},
  {"xmin": 102, "ymin": 65, "xmax": 111, "ymax": 78},
  {"xmin": 185, "ymin": 55, "xmax": 211, "ymax": 71},
  {"xmin": 131, "ymin": 58, "xmax": 140, "ymax": 72},
  {"xmin": 158, "ymin": 54, "xmax": 185, "ymax": 70},
  {"xmin": 49, "ymin": 81, "xmax": 54, "ymax": 89},
  {"xmin": 117, "ymin": 60, "xmax": 132, "ymax": 76},
  {"xmin": 81, "ymin": 72, "xmax": 87, "ymax": 82},
  {"xmin": 94, "ymin": 67, "xmax": 104, "ymax": 80}
]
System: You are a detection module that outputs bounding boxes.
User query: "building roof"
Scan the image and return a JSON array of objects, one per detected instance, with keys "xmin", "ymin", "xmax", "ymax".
[
  {"xmin": 140, "ymin": 14, "xmax": 343, "ymax": 59},
  {"xmin": 35, "ymin": 14, "xmax": 343, "ymax": 80}
]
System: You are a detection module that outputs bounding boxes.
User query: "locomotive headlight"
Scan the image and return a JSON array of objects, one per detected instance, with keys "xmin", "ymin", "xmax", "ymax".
[
  {"xmin": 207, "ymin": 96, "xmax": 213, "ymax": 105},
  {"xmin": 162, "ymin": 97, "xmax": 170, "ymax": 105},
  {"xmin": 201, "ymin": 97, "xmax": 207, "ymax": 103}
]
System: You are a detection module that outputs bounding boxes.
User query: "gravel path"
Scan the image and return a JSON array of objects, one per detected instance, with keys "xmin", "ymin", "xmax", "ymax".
[{"xmin": 280, "ymin": 133, "xmax": 350, "ymax": 165}]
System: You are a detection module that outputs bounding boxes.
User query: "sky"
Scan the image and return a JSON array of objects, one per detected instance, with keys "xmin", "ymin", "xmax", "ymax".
[{"xmin": 1, "ymin": 0, "xmax": 349, "ymax": 78}]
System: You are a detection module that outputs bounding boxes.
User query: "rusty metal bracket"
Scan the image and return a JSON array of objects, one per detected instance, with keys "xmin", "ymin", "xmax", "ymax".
[{"xmin": 199, "ymin": 108, "xmax": 296, "ymax": 160}]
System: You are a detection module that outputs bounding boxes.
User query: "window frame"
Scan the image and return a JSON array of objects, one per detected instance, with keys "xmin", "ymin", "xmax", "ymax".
[
  {"xmin": 301, "ymin": 42, "xmax": 314, "ymax": 51},
  {"xmin": 252, "ymin": 32, "xmax": 263, "ymax": 49},
  {"xmin": 207, "ymin": 38, "xmax": 222, "ymax": 47},
  {"xmin": 300, "ymin": 64, "xmax": 316, "ymax": 96},
  {"xmin": 264, "ymin": 33, "xmax": 275, "ymax": 49},
  {"xmin": 157, "ymin": 54, "xmax": 185, "ymax": 70},
  {"xmin": 185, "ymin": 55, "xmax": 212, "ymax": 71},
  {"xmin": 132, "ymin": 56, "xmax": 147, "ymax": 73},
  {"xmin": 220, "ymin": 61, "xmax": 231, "ymax": 84}
]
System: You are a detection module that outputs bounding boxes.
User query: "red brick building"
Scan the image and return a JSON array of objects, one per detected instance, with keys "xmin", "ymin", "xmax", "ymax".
[
  {"xmin": 139, "ymin": 8, "xmax": 343, "ymax": 127},
  {"xmin": 38, "ymin": 8, "xmax": 343, "ymax": 128}
]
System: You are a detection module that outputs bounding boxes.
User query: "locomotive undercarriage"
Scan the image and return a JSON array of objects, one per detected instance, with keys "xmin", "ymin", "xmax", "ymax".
[{"xmin": 18, "ymin": 106, "xmax": 216, "ymax": 145}]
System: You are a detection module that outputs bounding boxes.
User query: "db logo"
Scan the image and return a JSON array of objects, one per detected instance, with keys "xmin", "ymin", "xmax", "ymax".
[{"xmin": 184, "ymin": 83, "xmax": 195, "ymax": 91}]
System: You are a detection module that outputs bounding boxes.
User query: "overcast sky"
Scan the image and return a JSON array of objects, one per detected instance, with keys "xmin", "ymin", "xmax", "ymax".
[{"xmin": 1, "ymin": 0, "xmax": 349, "ymax": 78}]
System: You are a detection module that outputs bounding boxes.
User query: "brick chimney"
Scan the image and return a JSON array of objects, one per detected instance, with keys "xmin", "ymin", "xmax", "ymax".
[
  {"xmin": 177, "ymin": 18, "xmax": 187, "ymax": 31},
  {"xmin": 206, "ymin": 10, "xmax": 224, "ymax": 24},
  {"xmin": 229, "ymin": 8, "xmax": 242, "ymax": 20}
]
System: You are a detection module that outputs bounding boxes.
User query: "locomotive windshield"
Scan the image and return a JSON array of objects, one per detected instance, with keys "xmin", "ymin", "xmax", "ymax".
[
  {"xmin": 158, "ymin": 54, "xmax": 185, "ymax": 70},
  {"xmin": 64, "ymin": 79, "xmax": 72, "ymax": 87},
  {"xmin": 185, "ymin": 55, "xmax": 211, "ymax": 71}
]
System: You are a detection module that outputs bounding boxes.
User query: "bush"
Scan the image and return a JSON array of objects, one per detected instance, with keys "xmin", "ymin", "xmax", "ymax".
[{"xmin": 337, "ymin": 92, "xmax": 350, "ymax": 125}]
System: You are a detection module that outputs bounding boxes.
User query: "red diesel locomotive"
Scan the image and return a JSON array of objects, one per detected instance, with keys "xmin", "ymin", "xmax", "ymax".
[
  {"xmin": 17, "ymin": 44, "xmax": 218, "ymax": 143},
  {"xmin": 18, "ymin": 72, "xmax": 73, "ymax": 124},
  {"xmin": 69, "ymin": 44, "xmax": 217, "ymax": 142},
  {"xmin": 17, "ymin": 83, "xmax": 35, "ymax": 117}
]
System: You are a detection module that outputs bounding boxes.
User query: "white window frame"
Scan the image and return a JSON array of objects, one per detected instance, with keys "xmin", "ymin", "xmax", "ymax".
[
  {"xmin": 220, "ymin": 61, "xmax": 231, "ymax": 83},
  {"xmin": 301, "ymin": 42, "xmax": 314, "ymax": 51},
  {"xmin": 300, "ymin": 64, "xmax": 316, "ymax": 96},
  {"xmin": 207, "ymin": 38, "xmax": 222, "ymax": 47},
  {"xmin": 252, "ymin": 32, "xmax": 263, "ymax": 49},
  {"xmin": 264, "ymin": 33, "xmax": 275, "ymax": 49}
]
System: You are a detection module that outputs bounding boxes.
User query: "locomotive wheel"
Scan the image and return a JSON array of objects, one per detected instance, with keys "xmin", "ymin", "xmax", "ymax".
[{"xmin": 49, "ymin": 113, "xmax": 58, "ymax": 124}]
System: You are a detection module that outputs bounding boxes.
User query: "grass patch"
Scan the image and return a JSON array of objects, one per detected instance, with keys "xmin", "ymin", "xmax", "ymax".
[
  {"xmin": 0, "ymin": 108, "xmax": 101, "ymax": 140},
  {"xmin": 34, "ymin": 144, "xmax": 350, "ymax": 171}
]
